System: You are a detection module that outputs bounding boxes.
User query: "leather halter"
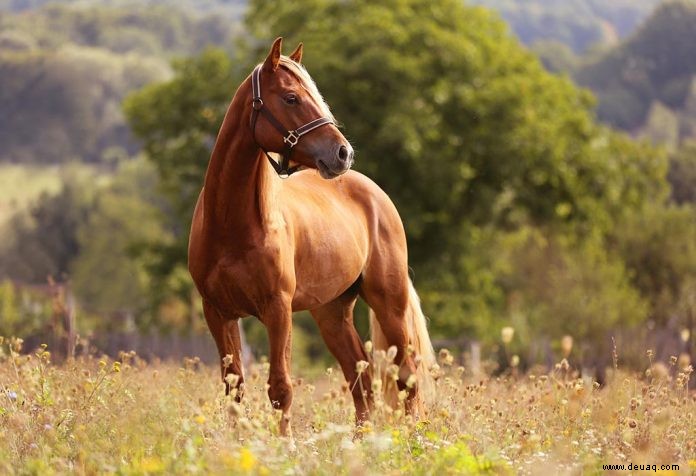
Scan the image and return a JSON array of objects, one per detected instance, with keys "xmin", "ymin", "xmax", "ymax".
[{"xmin": 250, "ymin": 64, "xmax": 334, "ymax": 178}]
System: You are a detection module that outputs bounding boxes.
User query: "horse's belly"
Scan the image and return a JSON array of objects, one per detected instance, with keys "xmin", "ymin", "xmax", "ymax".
[{"xmin": 291, "ymin": 243, "xmax": 366, "ymax": 310}]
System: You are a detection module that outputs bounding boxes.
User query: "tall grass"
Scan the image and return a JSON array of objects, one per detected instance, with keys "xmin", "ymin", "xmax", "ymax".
[{"xmin": 0, "ymin": 336, "xmax": 694, "ymax": 475}]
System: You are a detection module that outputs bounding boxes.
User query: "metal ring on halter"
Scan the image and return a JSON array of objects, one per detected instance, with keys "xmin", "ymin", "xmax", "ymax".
[{"xmin": 284, "ymin": 131, "xmax": 300, "ymax": 147}]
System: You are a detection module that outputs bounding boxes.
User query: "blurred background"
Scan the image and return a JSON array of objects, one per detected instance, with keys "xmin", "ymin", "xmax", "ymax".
[{"xmin": 0, "ymin": 0, "xmax": 694, "ymax": 378}]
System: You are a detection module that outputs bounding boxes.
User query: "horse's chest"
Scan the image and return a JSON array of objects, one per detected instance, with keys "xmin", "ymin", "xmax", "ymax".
[{"xmin": 199, "ymin": 247, "xmax": 288, "ymax": 316}]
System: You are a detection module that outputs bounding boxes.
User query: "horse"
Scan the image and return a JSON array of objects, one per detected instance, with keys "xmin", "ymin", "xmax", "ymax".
[{"xmin": 188, "ymin": 37, "xmax": 435, "ymax": 436}]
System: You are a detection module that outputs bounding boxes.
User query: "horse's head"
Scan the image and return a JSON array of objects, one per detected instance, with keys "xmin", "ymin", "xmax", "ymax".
[{"xmin": 249, "ymin": 38, "xmax": 353, "ymax": 179}]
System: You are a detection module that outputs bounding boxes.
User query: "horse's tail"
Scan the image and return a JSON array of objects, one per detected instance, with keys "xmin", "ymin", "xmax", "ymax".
[{"xmin": 369, "ymin": 279, "xmax": 436, "ymax": 408}]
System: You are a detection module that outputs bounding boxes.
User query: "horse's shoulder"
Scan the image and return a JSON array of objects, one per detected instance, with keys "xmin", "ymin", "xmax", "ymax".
[{"xmin": 287, "ymin": 169, "xmax": 396, "ymax": 216}]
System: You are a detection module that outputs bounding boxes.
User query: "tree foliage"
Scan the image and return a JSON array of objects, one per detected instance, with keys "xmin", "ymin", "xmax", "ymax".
[
  {"xmin": 120, "ymin": 0, "xmax": 671, "ymax": 347},
  {"xmin": 0, "ymin": 169, "xmax": 94, "ymax": 283},
  {"xmin": 242, "ymin": 0, "xmax": 667, "ymax": 334},
  {"xmin": 70, "ymin": 159, "xmax": 170, "ymax": 319},
  {"xmin": 124, "ymin": 49, "xmax": 239, "ymax": 291}
]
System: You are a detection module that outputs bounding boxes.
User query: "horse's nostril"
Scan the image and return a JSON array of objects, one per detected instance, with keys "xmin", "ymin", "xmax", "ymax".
[{"xmin": 338, "ymin": 145, "xmax": 349, "ymax": 162}]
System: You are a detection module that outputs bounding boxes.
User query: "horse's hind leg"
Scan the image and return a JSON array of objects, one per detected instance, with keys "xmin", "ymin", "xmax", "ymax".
[
  {"xmin": 359, "ymin": 267, "xmax": 421, "ymax": 413},
  {"xmin": 310, "ymin": 290, "xmax": 372, "ymax": 424},
  {"xmin": 203, "ymin": 301, "xmax": 245, "ymax": 401}
]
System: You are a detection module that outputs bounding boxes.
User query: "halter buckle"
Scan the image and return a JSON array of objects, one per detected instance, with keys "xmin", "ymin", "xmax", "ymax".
[
  {"xmin": 252, "ymin": 98, "xmax": 264, "ymax": 110},
  {"xmin": 284, "ymin": 131, "xmax": 300, "ymax": 147}
]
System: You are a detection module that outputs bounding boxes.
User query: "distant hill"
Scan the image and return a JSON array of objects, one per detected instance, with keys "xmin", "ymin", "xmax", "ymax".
[
  {"xmin": 471, "ymin": 0, "xmax": 662, "ymax": 53},
  {"xmin": 0, "ymin": 3, "xmax": 241, "ymax": 164},
  {"xmin": 574, "ymin": 0, "xmax": 696, "ymax": 146},
  {"xmin": 0, "ymin": 0, "xmax": 246, "ymax": 17}
]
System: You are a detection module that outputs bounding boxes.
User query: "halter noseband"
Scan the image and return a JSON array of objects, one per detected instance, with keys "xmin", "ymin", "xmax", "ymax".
[{"xmin": 250, "ymin": 64, "xmax": 334, "ymax": 178}]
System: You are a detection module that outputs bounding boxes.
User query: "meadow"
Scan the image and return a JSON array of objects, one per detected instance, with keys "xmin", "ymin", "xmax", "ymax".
[{"xmin": 0, "ymin": 337, "xmax": 694, "ymax": 475}]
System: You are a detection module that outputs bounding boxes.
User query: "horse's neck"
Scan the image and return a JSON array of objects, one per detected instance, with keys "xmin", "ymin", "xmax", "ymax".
[{"xmin": 202, "ymin": 98, "xmax": 281, "ymax": 240}]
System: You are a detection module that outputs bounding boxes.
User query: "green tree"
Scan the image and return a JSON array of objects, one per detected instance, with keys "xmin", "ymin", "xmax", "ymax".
[
  {"xmin": 245, "ymin": 0, "xmax": 666, "ymax": 334},
  {"xmin": 125, "ymin": 0, "xmax": 668, "ymax": 344},
  {"xmin": 70, "ymin": 159, "xmax": 171, "ymax": 325},
  {"xmin": 612, "ymin": 203, "xmax": 696, "ymax": 325},
  {"xmin": 0, "ymin": 169, "xmax": 94, "ymax": 283},
  {"xmin": 124, "ymin": 49, "xmax": 238, "ymax": 296},
  {"xmin": 668, "ymin": 142, "xmax": 696, "ymax": 204}
]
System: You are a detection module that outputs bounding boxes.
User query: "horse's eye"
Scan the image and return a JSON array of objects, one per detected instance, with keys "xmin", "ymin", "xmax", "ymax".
[{"xmin": 284, "ymin": 93, "xmax": 298, "ymax": 105}]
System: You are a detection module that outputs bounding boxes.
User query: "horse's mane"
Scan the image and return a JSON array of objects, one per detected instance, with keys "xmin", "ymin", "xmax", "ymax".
[{"xmin": 267, "ymin": 56, "xmax": 335, "ymax": 123}]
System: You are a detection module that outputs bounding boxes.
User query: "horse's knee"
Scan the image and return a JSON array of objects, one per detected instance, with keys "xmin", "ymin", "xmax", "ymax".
[{"xmin": 268, "ymin": 376, "xmax": 293, "ymax": 410}]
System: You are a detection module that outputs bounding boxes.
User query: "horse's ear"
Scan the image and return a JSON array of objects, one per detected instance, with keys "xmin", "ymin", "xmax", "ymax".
[
  {"xmin": 289, "ymin": 42, "xmax": 303, "ymax": 63},
  {"xmin": 263, "ymin": 37, "xmax": 283, "ymax": 72}
]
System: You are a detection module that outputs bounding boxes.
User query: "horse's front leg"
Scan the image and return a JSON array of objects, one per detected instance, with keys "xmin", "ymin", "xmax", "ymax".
[
  {"xmin": 260, "ymin": 300, "xmax": 294, "ymax": 436},
  {"xmin": 203, "ymin": 301, "xmax": 245, "ymax": 401}
]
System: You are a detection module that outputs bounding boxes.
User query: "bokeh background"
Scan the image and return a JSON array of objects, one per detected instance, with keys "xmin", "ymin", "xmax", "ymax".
[{"xmin": 0, "ymin": 0, "xmax": 694, "ymax": 378}]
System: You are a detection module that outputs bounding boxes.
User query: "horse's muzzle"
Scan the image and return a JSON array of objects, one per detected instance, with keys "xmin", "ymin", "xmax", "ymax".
[{"xmin": 316, "ymin": 143, "xmax": 354, "ymax": 179}]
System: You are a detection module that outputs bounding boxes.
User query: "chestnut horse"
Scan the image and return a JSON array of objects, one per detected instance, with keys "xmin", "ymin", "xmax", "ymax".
[{"xmin": 188, "ymin": 38, "xmax": 435, "ymax": 435}]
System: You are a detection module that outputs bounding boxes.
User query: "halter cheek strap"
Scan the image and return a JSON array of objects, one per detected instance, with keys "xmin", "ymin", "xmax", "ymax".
[{"xmin": 249, "ymin": 65, "xmax": 334, "ymax": 178}]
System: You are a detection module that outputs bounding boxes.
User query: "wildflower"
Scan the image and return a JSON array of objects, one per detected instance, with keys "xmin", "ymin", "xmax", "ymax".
[
  {"xmin": 225, "ymin": 373, "xmax": 240, "ymax": 387},
  {"xmin": 11, "ymin": 337, "xmax": 23, "ymax": 352},
  {"xmin": 678, "ymin": 353, "xmax": 691, "ymax": 369},
  {"xmin": 681, "ymin": 328, "xmax": 690, "ymax": 343},
  {"xmin": 386, "ymin": 364, "xmax": 399, "ymax": 381},
  {"xmin": 238, "ymin": 448, "xmax": 257, "ymax": 471},
  {"xmin": 386, "ymin": 346, "xmax": 398, "ymax": 362},
  {"xmin": 501, "ymin": 327, "xmax": 514, "ymax": 344},
  {"xmin": 7, "ymin": 391, "xmax": 17, "ymax": 401},
  {"xmin": 510, "ymin": 355, "xmax": 520, "ymax": 367},
  {"xmin": 222, "ymin": 354, "xmax": 234, "ymax": 368},
  {"xmin": 629, "ymin": 398, "xmax": 641, "ymax": 411},
  {"xmin": 406, "ymin": 374, "xmax": 417, "ymax": 388},
  {"xmin": 439, "ymin": 348, "xmax": 454, "ymax": 366},
  {"xmin": 559, "ymin": 358, "xmax": 569, "ymax": 371},
  {"xmin": 138, "ymin": 456, "xmax": 164, "ymax": 473},
  {"xmin": 364, "ymin": 340, "xmax": 373, "ymax": 353},
  {"xmin": 194, "ymin": 414, "xmax": 206, "ymax": 424},
  {"xmin": 356, "ymin": 361, "xmax": 369, "ymax": 374},
  {"xmin": 372, "ymin": 379, "xmax": 382, "ymax": 393},
  {"xmin": 670, "ymin": 355, "xmax": 678, "ymax": 366}
]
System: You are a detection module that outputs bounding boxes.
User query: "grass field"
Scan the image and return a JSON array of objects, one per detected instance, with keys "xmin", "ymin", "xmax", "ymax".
[{"xmin": 0, "ymin": 338, "xmax": 694, "ymax": 475}]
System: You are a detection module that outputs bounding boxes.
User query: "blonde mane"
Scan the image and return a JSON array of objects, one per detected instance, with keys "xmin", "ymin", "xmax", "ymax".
[{"xmin": 273, "ymin": 56, "xmax": 335, "ymax": 123}]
